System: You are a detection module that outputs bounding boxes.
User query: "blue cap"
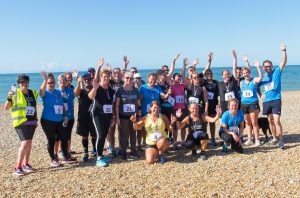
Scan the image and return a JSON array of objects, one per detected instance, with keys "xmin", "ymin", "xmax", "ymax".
[{"xmin": 82, "ymin": 73, "xmax": 91, "ymax": 78}]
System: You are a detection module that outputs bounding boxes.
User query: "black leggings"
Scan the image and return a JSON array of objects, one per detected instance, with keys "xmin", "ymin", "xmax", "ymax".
[
  {"xmin": 220, "ymin": 133, "xmax": 243, "ymax": 153},
  {"xmin": 91, "ymin": 113, "xmax": 112, "ymax": 157},
  {"xmin": 41, "ymin": 119, "xmax": 69, "ymax": 160}
]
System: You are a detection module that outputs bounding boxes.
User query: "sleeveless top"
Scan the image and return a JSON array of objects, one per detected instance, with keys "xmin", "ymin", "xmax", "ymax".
[
  {"xmin": 240, "ymin": 78, "xmax": 258, "ymax": 104},
  {"xmin": 144, "ymin": 114, "xmax": 168, "ymax": 145},
  {"xmin": 188, "ymin": 115, "xmax": 206, "ymax": 134}
]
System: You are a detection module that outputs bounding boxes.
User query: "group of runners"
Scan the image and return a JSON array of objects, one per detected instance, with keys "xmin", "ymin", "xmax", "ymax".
[{"xmin": 5, "ymin": 44, "xmax": 287, "ymax": 176}]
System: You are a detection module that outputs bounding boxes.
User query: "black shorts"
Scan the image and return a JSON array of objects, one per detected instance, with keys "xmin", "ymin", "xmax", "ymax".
[
  {"xmin": 263, "ymin": 99, "xmax": 281, "ymax": 115},
  {"xmin": 15, "ymin": 125, "xmax": 36, "ymax": 141},
  {"xmin": 241, "ymin": 102, "xmax": 260, "ymax": 114},
  {"xmin": 145, "ymin": 144, "xmax": 158, "ymax": 150},
  {"xmin": 61, "ymin": 119, "xmax": 74, "ymax": 141},
  {"xmin": 77, "ymin": 116, "xmax": 96, "ymax": 137}
]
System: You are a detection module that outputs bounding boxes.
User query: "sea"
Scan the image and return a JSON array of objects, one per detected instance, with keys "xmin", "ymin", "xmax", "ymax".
[{"xmin": 0, "ymin": 65, "xmax": 299, "ymax": 103}]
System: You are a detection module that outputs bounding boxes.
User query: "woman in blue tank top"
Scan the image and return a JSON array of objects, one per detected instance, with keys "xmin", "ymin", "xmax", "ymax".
[{"xmin": 240, "ymin": 60, "xmax": 262, "ymax": 146}]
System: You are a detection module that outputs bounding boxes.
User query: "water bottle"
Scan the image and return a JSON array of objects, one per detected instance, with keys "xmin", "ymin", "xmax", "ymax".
[
  {"xmin": 62, "ymin": 115, "xmax": 69, "ymax": 127},
  {"xmin": 79, "ymin": 80, "xmax": 84, "ymax": 90},
  {"xmin": 11, "ymin": 84, "xmax": 17, "ymax": 95}
]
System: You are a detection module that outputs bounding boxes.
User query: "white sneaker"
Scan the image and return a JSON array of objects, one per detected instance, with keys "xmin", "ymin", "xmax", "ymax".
[
  {"xmin": 244, "ymin": 140, "xmax": 253, "ymax": 146},
  {"xmin": 255, "ymin": 140, "xmax": 261, "ymax": 146}
]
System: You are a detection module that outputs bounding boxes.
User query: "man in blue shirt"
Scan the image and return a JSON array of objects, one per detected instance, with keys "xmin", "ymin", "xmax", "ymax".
[{"xmin": 258, "ymin": 43, "xmax": 287, "ymax": 149}]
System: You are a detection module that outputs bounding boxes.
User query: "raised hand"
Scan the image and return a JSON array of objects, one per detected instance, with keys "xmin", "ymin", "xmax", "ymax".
[
  {"xmin": 242, "ymin": 55, "xmax": 248, "ymax": 62},
  {"xmin": 215, "ymin": 105, "xmax": 222, "ymax": 115},
  {"xmin": 174, "ymin": 53, "xmax": 181, "ymax": 61},
  {"xmin": 7, "ymin": 90, "xmax": 14, "ymax": 99},
  {"xmin": 72, "ymin": 69, "xmax": 79, "ymax": 79},
  {"xmin": 208, "ymin": 52, "xmax": 214, "ymax": 62},
  {"xmin": 130, "ymin": 113, "xmax": 137, "ymax": 123},
  {"xmin": 92, "ymin": 79, "xmax": 99, "ymax": 89},
  {"xmin": 232, "ymin": 50, "xmax": 237, "ymax": 59},
  {"xmin": 192, "ymin": 58, "xmax": 199, "ymax": 66},
  {"xmin": 97, "ymin": 57, "xmax": 105, "ymax": 68},
  {"xmin": 170, "ymin": 114, "xmax": 177, "ymax": 124},
  {"xmin": 77, "ymin": 76, "xmax": 83, "ymax": 83},
  {"xmin": 176, "ymin": 109, "xmax": 182, "ymax": 118},
  {"xmin": 123, "ymin": 56, "xmax": 130, "ymax": 65},
  {"xmin": 280, "ymin": 43, "xmax": 286, "ymax": 51},
  {"xmin": 41, "ymin": 71, "xmax": 48, "ymax": 79},
  {"xmin": 254, "ymin": 60, "xmax": 260, "ymax": 68},
  {"xmin": 183, "ymin": 58, "xmax": 189, "ymax": 67},
  {"xmin": 105, "ymin": 63, "xmax": 111, "ymax": 70}
]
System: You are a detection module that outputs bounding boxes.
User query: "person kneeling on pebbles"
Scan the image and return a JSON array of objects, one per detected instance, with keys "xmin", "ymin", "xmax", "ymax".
[
  {"xmin": 219, "ymin": 98, "xmax": 245, "ymax": 153},
  {"xmin": 171, "ymin": 102, "xmax": 221, "ymax": 160},
  {"xmin": 130, "ymin": 101, "xmax": 173, "ymax": 164}
]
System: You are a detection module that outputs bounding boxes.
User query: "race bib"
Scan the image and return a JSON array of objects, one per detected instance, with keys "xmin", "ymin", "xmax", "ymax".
[
  {"xmin": 149, "ymin": 132, "xmax": 162, "ymax": 142},
  {"xmin": 242, "ymin": 90, "xmax": 253, "ymax": 98},
  {"xmin": 146, "ymin": 104, "xmax": 150, "ymax": 113},
  {"xmin": 229, "ymin": 126, "xmax": 239, "ymax": 135},
  {"xmin": 123, "ymin": 104, "xmax": 135, "ymax": 113},
  {"xmin": 225, "ymin": 91, "xmax": 235, "ymax": 101},
  {"xmin": 63, "ymin": 103, "xmax": 68, "ymax": 111},
  {"xmin": 26, "ymin": 106, "xmax": 35, "ymax": 116},
  {"xmin": 175, "ymin": 95, "xmax": 185, "ymax": 104},
  {"xmin": 54, "ymin": 105, "xmax": 63, "ymax": 115},
  {"xmin": 188, "ymin": 97, "xmax": 199, "ymax": 104},
  {"xmin": 103, "ymin": 104, "xmax": 113, "ymax": 114},
  {"xmin": 192, "ymin": 130, "xmax": 203, "ymax": 139},
  {"xmin": 207, "ymin": 92, "xmax": 214, "ymax": 100},
  {"xmin": 264, "ymin": 82, "xmax": 274, "ymax": 92},
  {"xmin": 167, "ymin": 96, "xmax": 175, "ymax": 106}
]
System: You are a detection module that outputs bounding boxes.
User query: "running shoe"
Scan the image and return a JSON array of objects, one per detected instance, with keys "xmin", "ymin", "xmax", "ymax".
[
  {"xmin": 181, "ymin": 141, "xmax": 186, "ymax": 148},
  {"xmin": 13, "ymin": 168, "xmax": 26, "ymax": 176},
  {"xmin": 62, "ymin": 157, "xmax": 77, "ymax": 164},
  {"xmin": 102, "ymin": 156, "xmax": 112, "ymax": 163},
  {"xmin": 222, "ymin": 144, "xmax": 228, "ymax": 153},
  {"xmin": 96, "ymin": 158, "xmax": 108, "ymax": 167},
  {"xmin": 278, "ymin": 141, "xmax": 286, "ymax": 150},
  {"xmin": 199, "ymin": 152, "xmax": 208, "ymax": 160},
  {"xmin": 211, "ymin": 138, "xmax": 217, "ymax": 147},
  {"xmin": 267, "ymin": 138, "xmax": 279, "ymax": 145},
  {"xmin": 50, "ymin": 159, "xmax": 61, "ymax": 167},
  {"xmin": 58, "ymin": 150, "xmax": 64, "ymax": 158},
  {"xmin": 243, "ymin": 140, "xmax": 253, "ymax": 146},
  {"xmin": 255, "ymin": 140, "xmax": 261, "ymax": 147},
  {"xmin": 129, "ymin": 151, "xmax": 140, "ymax": 159},
  {"xmin": 82, "ymin": 153, "xmax": 89, "ymax": 162},
  {"xmin": 159, "ymin": 155, "xmax": 166, "ymax": 164},
  {"xmin": 192, "ymin": 148, "xmax": 197, "ymax": 156},
  {"xmin": 91, "ymin": 148, "xmax": 97, "ymax": 157},
  {"xmin": 22, "ymin": 164, "xmax": 35, "ymax": 173},
  {"xmin": 121, "ymin": 150, "xmax": 127, "ymax": 160},
  {"xmin": 173, "ymin": 142, "xmax": 178, "ymax": 150}
]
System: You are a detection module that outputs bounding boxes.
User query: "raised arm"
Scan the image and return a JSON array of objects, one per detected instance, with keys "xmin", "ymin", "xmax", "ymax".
[
  {"xmin": 39, "ymin": 71, "xmax": 48, "ymax": 97},
  {"xmin": 182, "ymin": 58, "xmax": 191, "ymax": 89},
  {"xmin": 166, "ymin": 53, "xmax": 180, "ymax": 81},
  {"xmin": 174, "ymin": 115, "xmax": 189, "ymax": 130},
  {"xmin": 88, "ymin": 79, "xmax": 99, "ymax": 100},
  {"xmin": 232, "ymin": 50, "xmax": 238, "ymax": 80},
  {"xmin": 203, "ymin": 52, "xmax": 213, "ymax": 74},
  {"xmin": 95, "ymin": 57, "xmax": 105, "ymax": 83},
  {"xmin": 74, "ymin": 76, "xmax": 83, "ymax": 97},
  {"xmin": 191, "ymin": 58, "xmax": 199, "ymax": 72},
  {"xmin": 122, "ymin": 56, "xmax": 130, "ymax": 76},
  {"xmin": 279, "ymin": 43, "xmax": 287, "ymax": 71},
  {"xmin": 203, "ymin": 105, "xmax": 221, "ymax": 123},
  {"xmin": 253, "ymin": 60, "xmax": 263, "ymax": 84},
  {"xmin": 242, "ymin": 55, "xmax": 250, "ymax": 71},
  {"xmin": 160, "ymin": 87, "xmax": 172, "ymax": 100},
  {"xmin": 131, "ymin": 113, "xmax": 146, "ymax": 130}
]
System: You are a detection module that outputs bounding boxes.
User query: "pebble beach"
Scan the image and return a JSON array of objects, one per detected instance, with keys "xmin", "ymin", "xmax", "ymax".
[{"xmin": 1, "ymin": 91, "xmax": 300, "ymax": 197}]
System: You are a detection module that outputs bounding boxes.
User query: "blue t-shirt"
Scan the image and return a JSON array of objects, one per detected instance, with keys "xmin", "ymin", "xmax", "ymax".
[
  {"xmin": 64, "ymin": 86, "xmax": 75, "ymax": 120},
  {"xmin": 240, "ymin": 78, "xmax": 259, "ymax": 104},
  {"xmin": 139, "ymin": 84, "xmax": 163, "ymax": 116},
  {"xmin": 258, "ymin": 67, "xmax": 281, "ymax": 102},
  {"xmin": 41, "ymin": 89, "xmax": 64, "ymax": 122},
  {"xmin": 220, "ymin": 110, "xmax": 244, "ymax": 135}
]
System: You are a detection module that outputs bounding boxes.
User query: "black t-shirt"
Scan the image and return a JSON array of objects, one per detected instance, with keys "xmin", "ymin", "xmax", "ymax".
[
  {"xmin": 24, "ymin": 89, "xmax": 37, "ymax": 121},
  {"xmin": 204, "ymin": 79, "xmax": 219, "ymax": 107},
  {"xmin": 188, "ymin": 84, "xmax": 205, "ymax": 107},
  {"xmin": 78, "ymin": 87, "xmax": 93, "ymax": 116},
  {"xmin": 92, "ymin": 86, "xmax": 115, "ymax": 116},
  {"xmin": 115, "ymin": 87, "xmax": 139, "ymax": 118},
  {"xmin": 109, "ymin": 80, "xmax": 124, "ymax": 92},
  {"xmin": 157, "ymin": 82, "xmax": 172, "ymax": 108},
  {"xmin": 218, "ymin": 76, "xmax": 240, "ymax": 108}
]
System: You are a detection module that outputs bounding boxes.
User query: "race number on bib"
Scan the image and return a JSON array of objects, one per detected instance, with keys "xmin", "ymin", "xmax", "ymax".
[
  {"xmin": 26, "ymin": 106, "xmax": 35, "ymax": 116},
  {"xmin": 175, "ymin": 95, "xmax": 185, "ymax": 104},
  {"xmin": 225, "ymin": 91, "xmax": 235, "ymax": 101},
  {"xmin": 207, "ymin": 92, "xmax": 214, "ymax": 100},
  {"xmin": 63, "ymin": 103, "xmax": 68, "ymax": 111},
  {"xmin": 229, "ymin": 126, "xmax": 239, "ymax": 135},
  {"xmin": 188, "ymin": 97, "xmax": 199, "ymax": 104},
  {"xmin": 103, "ymin": 104, "xmax": 113, "ymax": 114},
  {"xmin": 264, "ymin": 82, "xmax": 274, "ymax": 92},
  {"xmin": 123, "ymin": 104, "xmax": 135, "ymax": 113},
  {"xmin": 167, "ymin": 96, "xmax": 175, "ymax": 106},
  {"xmin": 149, "ymin": 132, "xmax": 162, "ymax": 142},
  {"xmin": 242, "ymin": 90, "xmax": 253, "ymax": 98},
  {"xmin": 192, "ymin": 130, "xmax": 203, "ymax": 139},
  {"xmin": 54, "ymin": 105, "xmax": 63, "ymax": 114}
]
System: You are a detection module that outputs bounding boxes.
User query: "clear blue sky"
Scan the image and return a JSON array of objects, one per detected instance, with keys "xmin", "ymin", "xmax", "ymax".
[{"xmin": 0, "ymin": 0, "xmax": 299, "ymax": 74}]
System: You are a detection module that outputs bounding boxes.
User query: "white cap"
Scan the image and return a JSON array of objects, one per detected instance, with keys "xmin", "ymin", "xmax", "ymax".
[{"xmin": 133, "ymin": 73, "xmax": 142, "ymax": 79}]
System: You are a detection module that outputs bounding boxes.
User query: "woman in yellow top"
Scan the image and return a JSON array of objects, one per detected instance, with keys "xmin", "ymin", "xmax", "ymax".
[{"xmin": 130, "ymin": 101, "xmax": 173, "ymax": 164}]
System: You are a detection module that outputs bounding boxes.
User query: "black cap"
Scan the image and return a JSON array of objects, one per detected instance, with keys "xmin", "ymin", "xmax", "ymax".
[
  {"xmin": 198, "ymin": 72, "xmax": 204, "ymax": 78},
  {"xmin": 88, "ymin": 67, "xmax": 96, "ymax": 72},
  {"xmin": 17, "ymin": 74, "xmax": 29, "ymax": 83},
  {"xmin": 156, "ymin": 69, "xmax": 166, "ymax": 76},
  {"xmin": 172, "ymin": 72, "xmax": 181, "ymax": 79}
]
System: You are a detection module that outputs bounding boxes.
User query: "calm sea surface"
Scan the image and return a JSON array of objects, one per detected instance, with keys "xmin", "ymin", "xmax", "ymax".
[{"xmin": 0, "ymin": 65, "xmax": 299, "ymax": 103}]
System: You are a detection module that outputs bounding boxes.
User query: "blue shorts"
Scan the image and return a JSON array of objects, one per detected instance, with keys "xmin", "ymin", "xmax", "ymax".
[{"xmin": 263, "ymin": 99, "xmax": 281, "ymax": 115}]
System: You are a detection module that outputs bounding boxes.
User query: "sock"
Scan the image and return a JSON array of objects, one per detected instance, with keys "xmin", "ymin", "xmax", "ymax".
[{"xmin": 16, "ymin": 163, "xmax": 22, "ymax": 169}]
